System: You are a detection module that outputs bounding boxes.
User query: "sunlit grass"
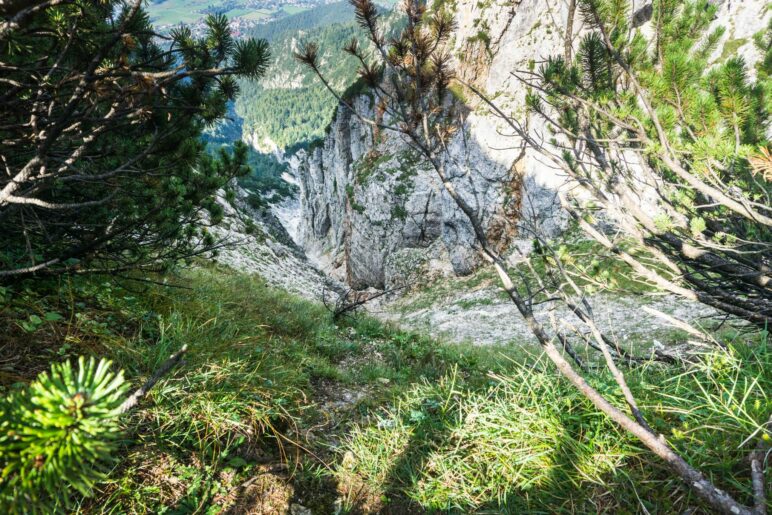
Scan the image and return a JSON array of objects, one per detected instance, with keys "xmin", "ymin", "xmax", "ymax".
[
  {"xmin": 3, "ymin": 265, "xmax": 769, "ymax": 513},
  {"xmin": 337, "ymin": 337, "xmax": 771, "ymax": 512}
]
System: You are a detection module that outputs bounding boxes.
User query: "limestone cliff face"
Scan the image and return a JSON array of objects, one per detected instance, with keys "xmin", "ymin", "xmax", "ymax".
[
  {"xmin": 289, "ymin": 92, "xmax": 521, "ymax": 290},
  {"xmin": 290, "ymin": 0, "xmax": 769, "ymax": 290},
  {"xmin": 290, "ymin": 97, "xmax": 444, "ymax": 289}
]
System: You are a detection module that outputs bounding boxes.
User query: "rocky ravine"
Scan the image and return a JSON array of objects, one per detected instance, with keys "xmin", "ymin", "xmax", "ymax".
[
  {"xmin": 285, "ymin": 0, "xmax": 768, "ymax": 291},
  {"xmin": 288, "ymin": 89, "xmax": 527, "ymax": 291},
  {"xmin": 233, "ymin": 0, "xmax": 767, "ymax": 346},
  {"xmin": 376, "ymin": 275, "xmax": 722, "ymax": 353}
]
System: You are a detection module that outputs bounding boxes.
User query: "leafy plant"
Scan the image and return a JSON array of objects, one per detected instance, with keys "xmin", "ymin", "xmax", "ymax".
[{"xmin": 0, "ymin": 357, "xmax": 129, "ymax": 512}]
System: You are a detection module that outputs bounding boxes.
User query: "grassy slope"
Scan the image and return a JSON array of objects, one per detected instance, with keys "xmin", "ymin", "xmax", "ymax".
[
  {"xmin": 1, "ymin": 266, "xmax": 522, "ymax": 512},
  {"xmin": 1, "ymin": 266, "xmax": 769, "ymax": 513}
]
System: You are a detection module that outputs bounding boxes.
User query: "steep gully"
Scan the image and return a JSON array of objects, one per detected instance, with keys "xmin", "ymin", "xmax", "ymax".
[{"xmin": 227, "ymin": 0, "xmax": 766, "ymax": 348}]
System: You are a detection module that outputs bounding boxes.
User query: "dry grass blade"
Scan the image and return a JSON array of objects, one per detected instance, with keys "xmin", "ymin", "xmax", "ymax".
[{"xmin": 749, "ymin": 147, "xmax": 772, "ymax": 182}]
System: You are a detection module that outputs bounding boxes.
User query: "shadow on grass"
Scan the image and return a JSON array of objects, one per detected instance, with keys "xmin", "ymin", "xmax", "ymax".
[{"xmin": 335, "ymin": 365, "xmax": 647, "ymax": 514}]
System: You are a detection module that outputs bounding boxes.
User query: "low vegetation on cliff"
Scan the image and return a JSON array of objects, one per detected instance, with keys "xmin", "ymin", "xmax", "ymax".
[{"xmin": 1, "ymin": 0, "xmax": 770, "ymax": 513}]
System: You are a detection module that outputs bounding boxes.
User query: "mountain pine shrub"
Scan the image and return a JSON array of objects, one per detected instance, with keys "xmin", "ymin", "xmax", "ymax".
[
  {"xmin": 0, "ymin": 357, "xmax": 128, "ymax": 512},
  {"xmin": 526, "ymin": 0, "xmax": 771, "ymax": 325},
  {"xmin": 0, "ymin": 1, "xmax": 269, "ymax": 278}
]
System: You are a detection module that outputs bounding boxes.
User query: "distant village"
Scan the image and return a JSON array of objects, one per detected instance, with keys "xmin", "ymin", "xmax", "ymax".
[{"xmin": 152, "ymin": 0, "xmax": 332, "ymax": 37}]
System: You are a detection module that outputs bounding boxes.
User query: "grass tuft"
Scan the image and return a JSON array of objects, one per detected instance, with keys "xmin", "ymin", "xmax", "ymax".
[
  {"xmin": 337, "ymin": 339, "xmax": 771, "ymax": 512},
  {"xmin": 2, "ymin": 265, "xmax": 769, "ymax": 513}
]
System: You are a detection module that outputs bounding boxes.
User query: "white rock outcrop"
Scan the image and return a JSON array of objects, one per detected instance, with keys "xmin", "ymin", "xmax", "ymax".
[{"xmin": 290, "ymin": 0, "xmax": 770, "ymax": 290}]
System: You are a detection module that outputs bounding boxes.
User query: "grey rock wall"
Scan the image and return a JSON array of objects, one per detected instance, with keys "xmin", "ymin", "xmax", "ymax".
[
  {"xmin": 288, "ymin": 0, "xmax": 769, "ymax": 290},
  {"xmin": 290, "ymin": 93, "xmax": 521, "ymax": 289}
]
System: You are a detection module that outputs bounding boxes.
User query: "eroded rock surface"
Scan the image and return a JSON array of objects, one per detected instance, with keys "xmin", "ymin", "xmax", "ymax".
[
  {"xmin": 209, "ymin": 187, "xmax": 341, "ymax": 299},
  {"xmin": 287, "ymin": 0, "xmax": 769, "ymax": 291}
]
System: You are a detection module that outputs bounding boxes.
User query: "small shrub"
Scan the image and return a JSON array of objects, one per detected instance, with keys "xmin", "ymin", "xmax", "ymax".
[{"xmin": 0, "ymin": 357, "xmax": 128, "ymax": 512}]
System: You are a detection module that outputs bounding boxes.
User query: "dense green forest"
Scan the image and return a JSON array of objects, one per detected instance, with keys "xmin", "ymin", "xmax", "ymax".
[
  {"xmin": 203, "ymin": 103, "xmax": 296, "ymax": 201},
  {"xmin": 198, "ymin": 3, "xmax": 371, "ymax": 202},
  {"xmin": 236, "ymin": 22, "xmax": 362, "ymax": 148},
  {"xmin": 235, "ymin": 3, "xmax": 397, "ymax": 149},
  {"xmin": 204, "ymin": 2, "xmax": 378, "ymax": 204}
]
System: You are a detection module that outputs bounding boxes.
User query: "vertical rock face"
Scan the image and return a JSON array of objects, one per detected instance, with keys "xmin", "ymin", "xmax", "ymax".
[
  {"xmin": 289, "ymin": 0, "xmax": 769, "ymax": 290},
  {"xmin": 290, "ymin": 92, "xmax": 522, "ymax": 290},
  {"xmin": 292, "ymin": 95, "xmax": 450, "ymax": 289}
]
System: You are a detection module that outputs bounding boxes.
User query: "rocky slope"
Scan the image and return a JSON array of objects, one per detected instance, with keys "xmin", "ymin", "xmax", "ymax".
[
  {"xmin": 374, "ymin": 266, "xmax": 720, "ymax": 354},
  {"xmin": 209, "ymin": 186, "xmax": 341, "ymax": 299},
  {"xmin": 286, "ymin": 0, "xmax": 769, "ymax": 291}
]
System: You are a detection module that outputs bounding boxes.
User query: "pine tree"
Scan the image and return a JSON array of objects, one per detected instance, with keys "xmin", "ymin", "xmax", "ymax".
[
  {"xmin": 0, "ymin": 1, "xmax": 270, "ymax": 279},
  {"xmin": 0, "ymin": 357, "xmax": 128, "ymax": 512},
  {"xmin": 528, "ymin": 0, "xmax": 771, "ymax": 326}
]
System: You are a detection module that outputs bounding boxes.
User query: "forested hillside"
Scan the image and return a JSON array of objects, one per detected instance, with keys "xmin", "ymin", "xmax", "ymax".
[
  {"xmin": 247, "ymin": 1, "xmax": 356, "ymax": 40},
  {"xmin": 203, "ymin": 103, "xmax": 296, "ymax": 203},
  {"xmin": 235, "ymin": 2, "xmax": 397, "ymax": 149}
]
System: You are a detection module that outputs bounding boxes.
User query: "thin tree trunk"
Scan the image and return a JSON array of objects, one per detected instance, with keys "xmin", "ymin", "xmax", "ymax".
[{"xmin": 564, "ymin": 0, "xmax": 577, "ymax": 61}]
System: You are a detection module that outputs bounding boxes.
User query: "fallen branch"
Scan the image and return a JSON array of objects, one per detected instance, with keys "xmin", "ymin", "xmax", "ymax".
[
  {"xmin": 119, "ymin": 344, "xmax": 188, "ymax": 413},
  {"xmin": 750, "ymin": 444, "xmax": 768, "ymax": 515},
  {"xmin": 749, "ymin": 415, "xmax": 771, "ymax": 515},
  {"xmin": 642, "ymin": 306, "xmax": 724, "ymax": 348},
  {"xmin": 322, "ymin": 283, "xmax": 406, "ymax": 320}
]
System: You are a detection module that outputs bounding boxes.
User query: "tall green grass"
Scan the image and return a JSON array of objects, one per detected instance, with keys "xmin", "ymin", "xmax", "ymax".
[
  {"xmin": 337, "ymin": 338, "xmax": 770, "ymax": 513},
  {"xmin": 3, "ymin": 266, "xmax": 769, "ymax": 513},
  {"xmin": 0, "ymin": 266, "xmax": 528, "ymax": 511}
]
